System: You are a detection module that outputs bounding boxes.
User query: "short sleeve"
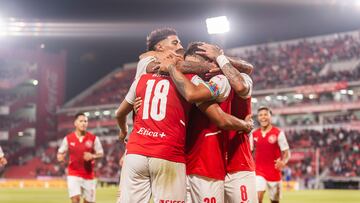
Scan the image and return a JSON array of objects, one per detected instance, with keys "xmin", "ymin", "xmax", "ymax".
[
  {"xmin": 58, "ymin": 138, "xmax": 68, "ymax": 153},
  {"xmin": 94, "ymin": 137, "xmax": 104, "ymax": 154},
  {"xmin": 278, "ymin": 131, "xmax": 290, "ymax": 151},
  {"xmin": 239, "ymin": 73, "xmax": 253, "ymax": 98},
  {"xmin": 209, "ymin": 75, "xmax": 231, "ymax": 102},
  {"xmin": 125, "ymin": 78, "xmax": 140, "ymax": 105},
  {"xmin": 135, "ymin": 56, "xmax": 156, "ymax": 79}
]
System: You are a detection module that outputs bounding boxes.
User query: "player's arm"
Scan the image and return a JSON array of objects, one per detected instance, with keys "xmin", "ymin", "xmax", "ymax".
[
  {"xmin": 275, "ymin": 131, "xmax": 291, "ymax": 170},
  {"xmin": 141, "ymin": 51, "xmax": 215, "ymax": 76},
  {"xmin": 197, "ymin": 43, "xmax": 252, "ymax": 97},
  {"xmin": 0, "ymin": 147, "xmax": 7, "ymax": 167},
  {"xmin": 57, "ymin": 138, "xmax": 68, "ymax": 163},
  {"xmin": 115, "ymin": 78, "xmax": 139, "ymax": 141},
  {"xmin": 115, "ymin": 100, "xmax": 133, "ymax": 141},
  {"xmin": 198, "ymin": 101, "xmax": 254, "ymax": 132},
  {"xmin": 226, "ymin": 56, "xmax": 253, "ymax": 75},
  {"xmin": 168, "ymin": 64, "xmax": 215, "ymax": 103}
]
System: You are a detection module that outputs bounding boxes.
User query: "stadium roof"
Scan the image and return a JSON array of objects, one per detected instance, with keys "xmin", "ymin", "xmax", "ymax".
[{"xmin": 1, "ymin": 0, "xmax": 360, "ymax": 101}]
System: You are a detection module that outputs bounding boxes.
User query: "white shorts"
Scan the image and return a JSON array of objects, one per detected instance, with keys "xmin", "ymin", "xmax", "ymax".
[
  {"xmin": 67, "ymin": 176, "xmax": 96, "ymax": 202},
  {"xmin": 224, "ymin": 171, "xmax": 258, "ymax": 203},
  {"xmin": 119, "ymin": 154, "xmax": 186, "ymax": 203},
  {"xmin": 186, "ymin": 175, "xmax": 224, "ymax": 203},
  {"xmin": 256, "ymin": 175, "xmax": 282, "ymax": 201}
]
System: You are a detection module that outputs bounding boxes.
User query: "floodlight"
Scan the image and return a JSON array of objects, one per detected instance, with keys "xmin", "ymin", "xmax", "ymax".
[{"xmin": 206, "ymin": 16, "xmax": 230, "ymax": 34}]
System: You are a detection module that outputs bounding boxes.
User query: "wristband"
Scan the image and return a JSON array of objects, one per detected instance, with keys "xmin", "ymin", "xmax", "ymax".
[{"xmin": 216, "ymin": 55, "xmax": 230, "ymax": 69}]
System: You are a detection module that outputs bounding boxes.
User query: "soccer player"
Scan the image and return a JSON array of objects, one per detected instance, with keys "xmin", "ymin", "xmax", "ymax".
[
  {"xmin": 0, "ymin": 145, "xmax": 7, "ymax": 167},
  {"xmin": 166, "ymin": 42, "xmax": 254, "ymax": 203},
  {"xmin": 251, "ymin": 106, "xmax": 291, "ymax": 203},
  {"xmin": 57, "ymin": 112, "xmax": 104, "ymax": 203},
  {"xmin": 116, "ymin": 33, "xmax": 254, "ymax": 203},
  {"xmin": 197, "ymin": 43, "xmax": 258, "ymax": 203}
]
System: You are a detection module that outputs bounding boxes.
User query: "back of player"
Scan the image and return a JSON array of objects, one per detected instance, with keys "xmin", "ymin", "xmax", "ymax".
[
  {"xmin": 120, "ymin": 73, "xmax": 192, "ymax": 203},
  {"xmin": 186, "ymin": 90, "xmax": 233, "ymax": 203},
  {"xmin": 224, "ymin": 96, "xmax": 258, "ymax": 203}
]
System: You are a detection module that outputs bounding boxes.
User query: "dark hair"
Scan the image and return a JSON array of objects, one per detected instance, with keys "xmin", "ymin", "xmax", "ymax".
[
  {"xmin": 74, "ymin": 112, "xmax": 86, "ymax": 120},
  {"xmin": 257, "ymin": 106, "xmax": 272, "ymax": 115},
  {"xmin": 184, "ymin": 41, "xmax": 211, "ymax": 62},
  {"xmin": 146, "ymin": 28, "xmax": 178, "ymax": 51}
]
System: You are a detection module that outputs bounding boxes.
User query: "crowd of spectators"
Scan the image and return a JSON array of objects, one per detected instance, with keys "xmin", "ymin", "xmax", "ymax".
[{"xmin": 235, "ymin": 34, "xmax": 360, "ymax": 90}]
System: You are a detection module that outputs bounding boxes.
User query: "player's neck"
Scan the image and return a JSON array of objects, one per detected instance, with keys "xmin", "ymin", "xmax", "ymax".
[
  {"xmin": 261, "ymin": 124, "xmax": 272, "ymax": 133},
  {"xmin": 75, "ymin": 130, "xmax": 86, "ymax": 137}
]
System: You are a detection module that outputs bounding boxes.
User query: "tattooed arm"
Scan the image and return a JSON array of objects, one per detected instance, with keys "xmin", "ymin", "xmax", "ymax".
[
  {"xmin": 197, "ymin": 43, "xmax": 251, "ymax": 97},
  {"xmin": 168, "ymin": 64, "xmax": 213, "ymax": 103},
  {"xmin": 226, "ymin": 56, "xmax": 253, "ymax": 75}
]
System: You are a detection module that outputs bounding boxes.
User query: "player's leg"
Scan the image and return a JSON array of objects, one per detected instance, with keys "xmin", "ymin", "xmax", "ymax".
[
  {"xmin": 149, "ymin": 157, "xmax": 187, "ymax": 203},
  {"xmin": 116, "ymin": 154, "xmax": 126, "ymax": 202},
  {"xmin": 82, "ymin": 178, "xmax": 97, "ymax": 203},
  {"xmin": 255, "ymin": 175, "xmax": 267, "ymax": 203},
  {"xmin": 267, "ymin": 181, "xmax": 282, "ymax": 203},
  {"xmin": 67, "ymin": 176, "xmax": 83, "ymax": 203},
  {"xmin": 187, "ymin": 174, "xmax": 224, "ymax": 203},
  {"xmin": 224, "ymin": 171, "xmax": 257, "ymax": 203},
  {"xmin": 118, "ymin": 154, "xmax": 152, "ymax": 203}
]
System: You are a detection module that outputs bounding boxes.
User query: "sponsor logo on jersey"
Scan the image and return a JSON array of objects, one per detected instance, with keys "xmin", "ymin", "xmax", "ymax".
[
  {"xmin": 268, "ymin": 134, "xmax": 277, "ymax": 144},
  {"xmin": 85, "ymin": 140, "xmax": 93, "ymax": 148},
  {"xmin": 70, "ymin": 142, "xmax": 75, "ymax": 147},
  {"xmin": 159, "ymin": 200, "xmax": 185, "ymax": 203},
  {"xmin": 137, "ymin": 127, "xmax": 166, "ymax": 138}
]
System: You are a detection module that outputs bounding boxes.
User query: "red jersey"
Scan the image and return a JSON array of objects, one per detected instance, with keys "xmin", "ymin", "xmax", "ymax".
[
  {"xmin": 66, "ymin": 132, "xmax": 97, "ymax": 179},
  {"xmin": 252, "ymin": 126, "xmax": 284, "ymax": 181},
  {"xmin": 126, "ymin": 74, "xmax": 192, "ymax": 163},
  {"xmin": 225, "ymin": 96, "xmax": 255, "ymax": 173},
  {"xmin": 186, "ymin": 92, "xmax": 233, "ymax": 180}
]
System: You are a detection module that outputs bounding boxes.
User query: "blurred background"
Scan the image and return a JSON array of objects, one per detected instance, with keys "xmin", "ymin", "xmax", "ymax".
[{"xmin": 0, "ymin": 0, "xmax": 360, "ymax": 202}]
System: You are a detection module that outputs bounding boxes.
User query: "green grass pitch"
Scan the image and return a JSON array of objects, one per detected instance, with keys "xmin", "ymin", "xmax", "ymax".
[{"xmin": 0, "ymin": 187, "xmax": 359, "ymax": 203}]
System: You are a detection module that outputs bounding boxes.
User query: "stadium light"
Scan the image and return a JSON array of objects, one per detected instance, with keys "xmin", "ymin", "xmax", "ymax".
[
  {"xmin": 294, "ymin": 94, "xmax": 304, "ymax": 100},
  {"xmin": 265, "ymin": 96, "xmax": 271, "ymax": 101},
  {"xmin": 206, "ymin": 16, "xmax": 230, "ymax": 35},
  {"xmin": 18, "ymin": 131, "xmax": 24, "ymax": 137},
  {"xmin": 251, "ymin": 98, "xmax": 258, "ymax": 103},
  {"xmin": 309, "ymin": 94, "xmax": 316, "ymax": 99},
  {"xmin": 340, "ymin": 89, "xmax": 347, "ymax": 95},
  {"xmin": 348, "ymin": 90, "xmax": 354, "ymax": 95},
  {"xmin": 32, "ymin": 79, "xmax": 38, "ymax": 86},
  {"xmin": 84, "ymin": 112, "xmax": 90, "ymax": 117},
  {"xmin": 94, "ymin": 111, "xmax": 100, "ymax": 116},
  {"xmin": 103, "ymin": 110, "xmax": 111, "ymax": 116}
]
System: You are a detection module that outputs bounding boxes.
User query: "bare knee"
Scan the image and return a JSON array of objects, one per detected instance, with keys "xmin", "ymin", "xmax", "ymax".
[{"xmin": 71, "ymin": 195, "xmax": 81, "ymax": 203}]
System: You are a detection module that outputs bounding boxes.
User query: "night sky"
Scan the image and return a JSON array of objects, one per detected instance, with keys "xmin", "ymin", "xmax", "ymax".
[{"xmin": 1, "ymin": 0, "xmax": 360, "ymax": 102}]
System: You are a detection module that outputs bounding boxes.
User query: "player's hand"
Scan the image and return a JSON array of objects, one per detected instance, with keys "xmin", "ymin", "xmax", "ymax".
[
  {"xmin": 83, "ymin": 152, "xmax": 94, "ymax": 161},
  {"xmin": 57, "ymin": 153, "xmax": 66, "ymax": 163},
  {"xmin": 133, "ymin": 97, "xmax": 142, "ymax": 114},
  {"xmin": 244, "ymin": 114, "xmax": 254, "ymax": 133},
  {"xmin": 204, "ymin": 62, "xmax": 221, "ymax": 80},
  {"xmin": 118, "ymin": 129, "xmax": 127, "ymax": 142},
  {"xmin": 119, "ymin": 154, "xmax": 125, "ymax": 168},
  {"xmin": 196, "ymin": 43, "xmax": 224, "ymax": 61},
  {"xmin": 0, "ymin": 157, "xmax": 7, "ymax": 167},
  {"xmin": 275, "ymin": 158, "xmax": 286, "ymax": 170}
]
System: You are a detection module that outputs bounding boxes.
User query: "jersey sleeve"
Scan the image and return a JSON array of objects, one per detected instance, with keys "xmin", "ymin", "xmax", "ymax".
[
  {"xmin": 239, "ymin": 73, "xmax": 253, "ymax": 99},
  {"xmin": 278, "ymin": 131, "xmax": 290, "ymax": 151},
  {"xmin": 94, "ymin": 137, "xmax": 104, "ymax": 154},
  {"xmin": 208, "ymin": 75, "xmax": 231, "ymax": 102},
  {"xmin": 58, "ymin": 138, "xmax": 68, "ymax": 153},
  {"xmin": 0, "ymin": 146, "xmax": 4, "ymax": 157},
  {"xmin": 135, "ymin": 56, "xmax": 156, "ymax": 79},
  {"xmin": 249, "ymin": 132, "xmax": 254, "ymax": 151},
  {"xmin": 125, "ymin": 77, "xmax": 140, "ymax": 105}
]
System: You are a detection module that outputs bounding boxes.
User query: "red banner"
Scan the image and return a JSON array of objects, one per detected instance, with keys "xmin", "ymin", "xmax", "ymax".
[{"xmin": 295, "ymin": 81, "xmax": 348, "ymax": 94}]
